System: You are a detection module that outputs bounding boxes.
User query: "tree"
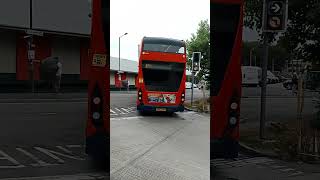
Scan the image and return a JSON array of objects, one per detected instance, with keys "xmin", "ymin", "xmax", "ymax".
[{"xmin": 186, "ymin": 20, "xmax": 210, "ymax": 82}]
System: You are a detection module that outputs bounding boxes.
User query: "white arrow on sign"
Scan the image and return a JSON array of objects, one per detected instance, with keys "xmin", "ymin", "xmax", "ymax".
[
  {"xmin": 269, "ymin": 17, "xmax": 281, "ymax": 28},
  {"xmin": 271, "ymin": 2, "xmax": 281, "ymax": 13}
]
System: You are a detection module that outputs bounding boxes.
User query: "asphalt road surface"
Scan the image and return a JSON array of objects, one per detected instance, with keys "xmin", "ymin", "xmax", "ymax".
[
  {"xmin": 0, "ymin": 91, "xmax": 209, "ymax": 180},
  {"xmin": 0, "ymin": 84, "xmax": 318, "ymax": 180},
  {"xmin": 0, "ymin": 100, "xmax": 106, "ymax": 179},
  {"xmin": 110, "ymin": 91, "xmax": 210, "ymax": 180}
]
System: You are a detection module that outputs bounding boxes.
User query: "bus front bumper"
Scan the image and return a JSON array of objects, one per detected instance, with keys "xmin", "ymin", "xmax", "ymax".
[
  {"xmin": 211, "ymin": 138, "xmax": 239, "ymax": 159},
  {"xmin": 137, "ymin": 104, "xmax": 184, "ymax": 112}
]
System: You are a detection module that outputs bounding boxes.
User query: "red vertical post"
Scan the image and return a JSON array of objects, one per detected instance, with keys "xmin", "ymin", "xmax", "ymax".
[
  {"xmin": 211, "ymin": 0, "xmax": 244, "ymax": 159},
  {"xmin": 86, "ymin": 0, "xmax": 109, "ymax": 169}
]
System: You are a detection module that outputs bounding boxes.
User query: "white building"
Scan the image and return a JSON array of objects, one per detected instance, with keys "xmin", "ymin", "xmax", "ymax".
[{"xmin": 0, "ymin": 0, "xmax": 138, "ymax": 90}]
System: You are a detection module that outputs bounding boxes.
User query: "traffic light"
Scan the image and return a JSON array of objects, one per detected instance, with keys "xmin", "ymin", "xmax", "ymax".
[
  {"xmin": 192, "ymin": 52, "xmax": 201, "ymax": 72},
  {"xmin": 263, "ymin": 0, "xmax": 288, "ymax": 32}
]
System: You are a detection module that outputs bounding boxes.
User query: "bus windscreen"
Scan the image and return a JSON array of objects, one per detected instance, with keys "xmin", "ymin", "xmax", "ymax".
[
  {"xmin": 143, "ymin": 43, "xmax": 185, "ymax": 54},
  {"xmin": 142, "ymin": 61, "xmax": 184, "ymax": 92}
]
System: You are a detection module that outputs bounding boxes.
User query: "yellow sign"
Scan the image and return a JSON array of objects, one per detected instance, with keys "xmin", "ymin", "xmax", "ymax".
[{"xmin": 92, "ymin": 54, "xmax": 106, "ymax": 67}]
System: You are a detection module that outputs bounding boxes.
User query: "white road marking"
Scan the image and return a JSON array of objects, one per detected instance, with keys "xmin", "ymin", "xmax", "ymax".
[
  {"xmin": 56, "ymin": 146, "xmax": 73, "ymax": 154},
  {"xmin": 270, "ymin": 165, "xmax": 287, "ymax": 169},
  {"xmin": 16, "ymin": 148, "xmax": 52, "ymax": 167},
  {"xmin": 288, "ymin": 171, "xmax": 304, "ymax": 177},
  {"xmin": 110, "ymin": 109, "xmax": 118, "ymax": 115},
  {"xmin": 121, "ymin": 108, "xmax": 131, "ymax": 113},
  {"xmin": 0, "ymin": 150, "xmax": 25, "ymax": 169},
  {"xmin": 0, "ymin": 173, "xmax": 107, "ymax": 180},
  {"xmin": 114, "ymin": 108, "xmax": 127, "ymax": 115},
  {"xmin": 279, "ymin": 168, "xmax": 296, "ymax": 172},
  {"xmin": 34, "ymin": 147, "xmax": 85, "ymax": 164},
  {"xmin": 111, "ymin": 116, "xmax": 140, "ymax": 121}
]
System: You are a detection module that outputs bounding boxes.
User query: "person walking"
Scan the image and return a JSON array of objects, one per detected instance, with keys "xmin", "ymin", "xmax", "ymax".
[{"xmin": 55, "ymin": 61, "xmax": 62, "ymax": 93}]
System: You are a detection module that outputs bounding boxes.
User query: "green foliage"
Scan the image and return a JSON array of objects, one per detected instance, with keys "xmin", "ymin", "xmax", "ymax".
[
  {"xmin": 244, "ymin": 0, "xmax": 320, "ymax": 63},
  {"xmin": 186, "ymin": 20, "xmax": 210, "ymax": 82}
]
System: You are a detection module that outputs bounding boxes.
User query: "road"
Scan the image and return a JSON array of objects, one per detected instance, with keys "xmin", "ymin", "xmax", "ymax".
[
  {"xmin": 241, "ymin": 83, "xmax": 317, "ymax": 128},
  {"xmin": 110, "ymin": 90, "xmax": 209, "ymax": 179},
  {"xmin": 0, "ymin": 100, "xmax": 109, "ymax": 179},
  {"xmin": 0, "ymin": 84, "xmax": 318, "ymax": 179},
  {"xmin": 0, "ymin": 90, "xmax": 209, "ymax": 180}
]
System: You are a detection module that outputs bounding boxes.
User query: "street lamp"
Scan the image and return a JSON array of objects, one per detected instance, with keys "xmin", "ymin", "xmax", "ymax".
[{"xmin": 118, "ymin": 32, "xmax": 128, "ymax": 91}]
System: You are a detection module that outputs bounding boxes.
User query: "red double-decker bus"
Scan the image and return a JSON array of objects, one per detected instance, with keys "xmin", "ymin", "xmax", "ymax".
[
  {"xmin": 136, "ymin": 37, "xmax": 186, "ymax": 114},
  {"xmin": 211, "ymin": 0, "xmax": 244, "ymax": 159}
]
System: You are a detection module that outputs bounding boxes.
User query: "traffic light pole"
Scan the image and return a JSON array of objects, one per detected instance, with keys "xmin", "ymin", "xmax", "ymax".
[
  {"xmin": 260, "ymin": 32, "xmax": 270, "ymax": 140},
  {"xmin": 191, "ymin": 71, "xmax": 195, "ymax": 106}
]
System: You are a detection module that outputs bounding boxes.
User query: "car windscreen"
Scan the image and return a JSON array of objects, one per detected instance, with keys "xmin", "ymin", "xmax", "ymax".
[{"xmin": 142, "ymin": 61, "xmax": 185, "ymax": 92}]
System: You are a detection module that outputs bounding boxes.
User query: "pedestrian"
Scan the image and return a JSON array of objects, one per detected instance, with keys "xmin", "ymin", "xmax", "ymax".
[
  {"xmin": 127, "ymin": 79, "xmax": 130, "ymax": 92},
  {"xmin": 55, "ymin": 60, "xmax": 62, "ymax": 93}
]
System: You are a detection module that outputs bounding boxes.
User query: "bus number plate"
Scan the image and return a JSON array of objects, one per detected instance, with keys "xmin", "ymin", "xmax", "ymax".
[
  {"xmin": 156, "ymin": 108, "xmax": 166, "ymax": 112},
  {"xmin": 92, "ymin": 54, "xmax": 106, "ymax": 67}
]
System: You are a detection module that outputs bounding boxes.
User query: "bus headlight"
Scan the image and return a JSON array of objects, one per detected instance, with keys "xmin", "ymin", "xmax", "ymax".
[
  {"xmin": 93, "ymin": 97, "xmax": 101, "ymax": 105},
  {"xmin": 230, "ymin": 102, "xmax": 238, "ymax": 110},
  {"xmin": 138, "ymin": 91, "xmax": 142, "ymax": 95},
  {"xmin": 181, "ymin": 98, "xmax": 185, "ymax": 102},
  {"xmin": 229, "ymin": 117, "xmax": 237, "ymax": 125},
  {"xmin": 138, "ymin": 96, "xmax": 142, "ymax": 100},
  {"xmin": 92, "ymin": 112, "xmax": 100, "ymax": 120}
]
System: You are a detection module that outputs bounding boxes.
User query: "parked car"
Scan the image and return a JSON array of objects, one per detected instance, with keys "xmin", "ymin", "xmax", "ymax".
[
  {"xmin": 185, "ymin": 82, "xmax": 197, "ymax": 89},
  {"xmin": 267, "ymin": 71, "xmax": 279, "ymax": 84},
  {"xmin": 186, "ymin": 82, "xmax": 192, "ymax": 89},
  {"xmin": 241, "ymin": 66, "xmax": 262, "ymax": 87},
  {"xmin": 283, "ymin": 79, "xmax": 293, "ymax": 90}
]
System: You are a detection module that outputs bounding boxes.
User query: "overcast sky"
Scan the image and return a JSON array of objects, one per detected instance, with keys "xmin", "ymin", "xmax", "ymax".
[
  {"xmin": 110, "ymin": 0, "xmax": 210, "ymax": 61},
  {"xmin": 110, "ymin": 0, "xmax": 258, "ymax": 61}
]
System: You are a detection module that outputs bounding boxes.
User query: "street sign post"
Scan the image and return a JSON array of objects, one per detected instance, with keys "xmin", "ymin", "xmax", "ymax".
[
  {"xmin": 191, "ymin": 52, "xmax": 201, "ymax": 106},
  {"xmin": 262, "ymin": 0, "xmax": 288, "ymax": 32},
  {"xmin": 260, "ymin": 0, "xmax": 288, "ymax": 139}
]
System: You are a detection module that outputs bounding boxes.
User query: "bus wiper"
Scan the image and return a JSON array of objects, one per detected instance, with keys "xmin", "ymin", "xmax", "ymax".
[{"xmin": 164, "ymin": 45, "xmax": 171, "ymax": 52}]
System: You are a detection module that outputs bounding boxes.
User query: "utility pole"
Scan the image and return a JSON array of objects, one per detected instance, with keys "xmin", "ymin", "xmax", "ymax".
[
  {"xmin": 191, "ymin": 71, "xmax": 195, "ymax": 106},
  {"xmin": 118, "ymin": 33, "xmax": 128, "ymax": 91}
]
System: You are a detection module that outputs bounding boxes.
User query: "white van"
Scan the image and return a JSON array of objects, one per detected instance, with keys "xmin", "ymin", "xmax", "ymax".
[{"xmin": 241, "ymin": 66, "xmax": 262, "ymax": 87}]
